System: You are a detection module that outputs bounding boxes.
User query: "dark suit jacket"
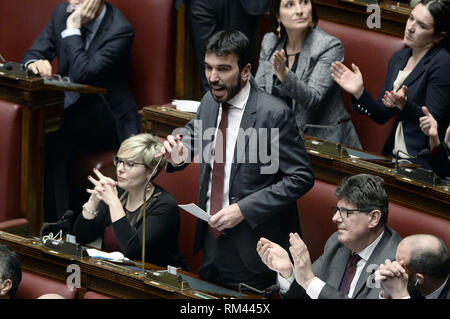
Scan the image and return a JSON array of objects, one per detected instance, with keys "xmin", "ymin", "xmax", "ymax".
[
  {"xmin": 169, "ymin": 81, "xmax": 314, "ymax": 274},
  {"xmin": 175, "ymin": 0, "xmax": 270, "ymax": 15},
  {"xmin": 352, "ymin": 44, "xmax": 450, "ymax": 157},
  {"xmin": 21, "ymin": 2, "xmax": 139, "ymax": 142},
  {"xmin": 284, "ymin": 227, "xmax": 402, "ymax": 299},
  {"xmin": 409, "ymin": 276, "xmax": 450, "ymax": 299}
]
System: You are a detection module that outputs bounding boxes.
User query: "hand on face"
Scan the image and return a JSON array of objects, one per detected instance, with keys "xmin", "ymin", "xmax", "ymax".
[
  {"xmin": 86, "ymin": 168, "xmax": 119, "ymax": 207},
  {"xmin": 257, "ymin": 237, "xmax": 293, "ymax": 279},
  {"xmin": 289, "ymin": 232, "xmax": 315, "ymax": 289},
  {"xmin": 382, "ymin": 85, "xmax": 408, "ymax": 110},
  {"xmin": 66, "ymin": 0, "xmax": 103, "ymax": 29},
  {"xmin": 330, "ymin": 62, "xmax": 364, "ymax": 99},
  {"xmin": 375, "ymin": 259, "xmax": 409, "ymax": 299}
]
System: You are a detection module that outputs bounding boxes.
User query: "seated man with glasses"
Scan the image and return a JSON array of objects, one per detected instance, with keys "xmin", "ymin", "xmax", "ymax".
[
  {"xmin": 72, "ymin": 133, "xmax": 187, "ymax": 270},
  {"xmin": 256, "ymin": 174, "xmax": 402, "ymax": 299}
]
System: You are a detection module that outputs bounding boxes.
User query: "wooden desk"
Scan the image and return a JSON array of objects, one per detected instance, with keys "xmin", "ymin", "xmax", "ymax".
[
  {"xmin": 0, "ymin": 231, "xmax": 259, "ymax": 299},
  {"xmin": 141, "ymin": 105, "xmax": 450, "ymax": 220}
]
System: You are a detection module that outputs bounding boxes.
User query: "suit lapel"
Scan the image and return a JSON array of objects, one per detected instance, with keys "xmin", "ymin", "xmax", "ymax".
[
  {"xmin": 228, "ymin": 85, "xmax": 257, "ymax": 188},
  {"xmin": 397, "ymin": 45, "xmax": 441, "ymax": 89},
  {"xmin": 199, "ymin": 98, "xmax": 220, "ymax": 196},
  {"xmin": 328, "ymin": 246, "xmax": 352, "ymax": 289},
  {"xmin": 389, "ymin": 49, "xmax": 409, "ymax": 90},
  {"xmin": 292, "ymin": 31, "xmax": 314, "ymax": 82},
  {"xmin": 353, "ymin": 230, "xmax": 392, "ymax": 298}
]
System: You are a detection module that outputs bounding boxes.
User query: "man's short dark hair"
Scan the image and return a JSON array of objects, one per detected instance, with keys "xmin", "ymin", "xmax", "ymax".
[
  {"xmin": 204, "ymin": 30, "xmax": 250, "ymax": 70},
  {"xmin": 334, "ymin": 174, "xmax": 389, "ymax": 226},
  {"xmin": 409, "ymin": 236, "xmax": 450, "ymax": 281},
  {"xmin": 0, "ymin": 244, "xmax": 22, "ymax": 299}
]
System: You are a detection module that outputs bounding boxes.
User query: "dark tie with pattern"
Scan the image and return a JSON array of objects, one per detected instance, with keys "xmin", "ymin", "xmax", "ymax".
[
  {"xmin": 339, "ymin": 253, "xmax": 362, "ymax": 296},
  {"xmin": 208, "ymin": 103, "xmax": 229, "ymax": 239}
]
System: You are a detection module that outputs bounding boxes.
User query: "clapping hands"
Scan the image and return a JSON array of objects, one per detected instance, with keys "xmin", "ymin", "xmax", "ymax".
[
  {"xmin": 257, "ymin": 233, "xmax": 315, "ymax": 289},
  {"xmin": 330, "ymin": 61, "xmax": 365, "ymax": 99},
  {"xmin": 382, "ymin": 85, "xmax": 408, "ymax": 110}
]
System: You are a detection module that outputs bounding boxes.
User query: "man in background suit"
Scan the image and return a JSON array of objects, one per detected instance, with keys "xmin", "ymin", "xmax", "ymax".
[
  {"xmin": 257, "ymin": 174, "xmax": 402, "ymax": 298},
  {"xmin": 175, "ymin": 0, "xmax": 271, "ymax": 91},
  {"xmin": 22, "ymin": 0, "xmax": 139, "ymax": 222},
  {"xmin": 376, "ymin": 234, "xmax": 449, "ymax": 299},
  {"xmin": 159, "ymin": 30, "xmax": 314, "ymax": 291}
]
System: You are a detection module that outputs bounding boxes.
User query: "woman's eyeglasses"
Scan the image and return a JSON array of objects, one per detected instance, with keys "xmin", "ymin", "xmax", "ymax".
[{"xmin": 113, "ymin": 156, "xmax": 149, "ymax": 169}]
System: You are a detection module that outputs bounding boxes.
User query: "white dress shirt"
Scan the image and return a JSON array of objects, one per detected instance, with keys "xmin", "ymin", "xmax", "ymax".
[
  {"xmin": 278, "ymin": 231, "xmax": 385, "ymax": 299},
  {"xmin": 205, "ymin": 80, "xmax": 250, "ymax": 213}
]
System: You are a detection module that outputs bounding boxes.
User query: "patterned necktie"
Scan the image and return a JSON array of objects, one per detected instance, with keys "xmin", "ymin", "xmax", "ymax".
[
  {"xmin": 208, "ymin": 103, "xmax": 229, "ymax": 239},
  {"xmin": 339, "ymin": 253, "xmax": 362, "ymax": 296}
]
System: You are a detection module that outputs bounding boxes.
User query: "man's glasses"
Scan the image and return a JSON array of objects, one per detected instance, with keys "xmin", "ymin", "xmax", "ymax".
[
  {"xmin": 113, "ymin": 156, "xmax": 149, "ymax": 170},
  {"xmin": 330, "ymin": 206, "xmax": 372, "ymax": 219}
]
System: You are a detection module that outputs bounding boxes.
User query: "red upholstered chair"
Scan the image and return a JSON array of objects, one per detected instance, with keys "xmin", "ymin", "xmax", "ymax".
[
  {"xmin": 0, "ymin": 100, "xmax": 28, "ymax": 233},
  {"xmin": 388, "ymin": 203, "xmax": 450, "ymax": 249},
  {"xmin": 83, "ymin": 290, "xmax": 113, "ymax": 299},
  {"xmin": 16, "ymin": 271, "xmax": 78, "ymax": 299},
  {"xmin": 154, "ymin": 163, "xmax": 202, "ymax": 274},
  {"xmin": 318, "ymin": 19, "xmax": 405, "ymax": 153},
  {"xmin": 297, "ymin": 179, "xmax": 337, "ymax": 262}
]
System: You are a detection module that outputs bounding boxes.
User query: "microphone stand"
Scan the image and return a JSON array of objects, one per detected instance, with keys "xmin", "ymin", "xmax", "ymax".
[
  {"xmin": 141, "ymin": 157, "xmax": 163, "ymax": 275},
  {"xmin": 301, "ymin": 117, "xmax": 351, "ymax": 137}
]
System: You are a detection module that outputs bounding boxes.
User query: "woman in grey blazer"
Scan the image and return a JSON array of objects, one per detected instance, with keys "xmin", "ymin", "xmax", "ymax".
[{"xmin": 255, "ymin": 0, "xmax": 361, "ymax": 148}]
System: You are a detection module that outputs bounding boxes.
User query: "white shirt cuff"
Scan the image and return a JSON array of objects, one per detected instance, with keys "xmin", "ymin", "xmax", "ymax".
[
  {"xmin": 24, "ymin": 59, "xmax": 37, "ymax": 68},
  {"xmin": 306, "ymin": 277, "xmax": 326, "ymax": 299},
  {"xmin": 61, "ymin": 28, "xmax": 81, "ymax": 38},
  {"xmin": 277, "ymin": 273, "xmax": 295, "ymax": 294}
]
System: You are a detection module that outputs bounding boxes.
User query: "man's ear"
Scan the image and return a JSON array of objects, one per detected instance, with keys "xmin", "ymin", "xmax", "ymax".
[
  {"xmin": 241, "ymin": 63, "xmax": 251, "ymax": 82},
  {"xmin": 0, "ymin": 279, "xmax": 12, "ymax": 297},
  {"xmin": 368, "ymin": 209, "xmax": 382, "ymax": 229}
]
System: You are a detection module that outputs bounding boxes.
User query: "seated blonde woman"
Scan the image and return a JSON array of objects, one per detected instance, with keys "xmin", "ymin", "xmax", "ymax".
[{"xmin": 72, "ymin": 133, "xmax": 187, "ymax": 270}]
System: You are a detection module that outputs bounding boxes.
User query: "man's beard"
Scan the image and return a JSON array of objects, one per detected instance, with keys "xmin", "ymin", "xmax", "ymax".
[{"xmin": 209, "ymin": 76, "xmax": 242, "ymax": 104}]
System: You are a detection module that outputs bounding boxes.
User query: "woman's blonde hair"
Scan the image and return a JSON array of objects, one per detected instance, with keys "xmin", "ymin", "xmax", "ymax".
[{"xmin": 117, "ymin": 133, "xmax": 165, "ymax": 178}]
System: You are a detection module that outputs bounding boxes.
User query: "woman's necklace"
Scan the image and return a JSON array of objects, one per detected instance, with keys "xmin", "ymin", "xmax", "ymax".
[
  {"xmin": 126, "ymin": 184, "xmax": 155, "ymax": 212},
  {"xmin": 286, "ymin": 50, "xmax": 300, "ymax": 57}
]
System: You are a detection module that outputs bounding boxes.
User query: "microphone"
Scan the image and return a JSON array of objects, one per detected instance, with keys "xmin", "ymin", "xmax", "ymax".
[
  {"xmin": 394, "ymin": 149, "xmax": 429, "ymax": 171},
  {"xmin": 238, "ymin": 282, "xmax": 280, "ymax": 298},
  {"xmin": 302, "ymin": 116, "xmax": 351, "ymax": 136},
  {"xmin": 39, "ymin": 210, "xmax": 74, "ymax": 240},
  {"xmin": 141, "ymin": 156, "xmax": 164, "ymax": 275}
]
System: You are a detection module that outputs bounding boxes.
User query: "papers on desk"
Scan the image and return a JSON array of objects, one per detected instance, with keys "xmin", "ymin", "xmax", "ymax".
[
  {"xmin": 178, "ymin": 203, "xmax": 210, "ymax": 222},
  {"xmin": 172, "ymin": 99, "xmax": 200, "ymax": 113},
  {"xmin": 86, "ymin": 248, "xmax": 130, "ymax": 263}
]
